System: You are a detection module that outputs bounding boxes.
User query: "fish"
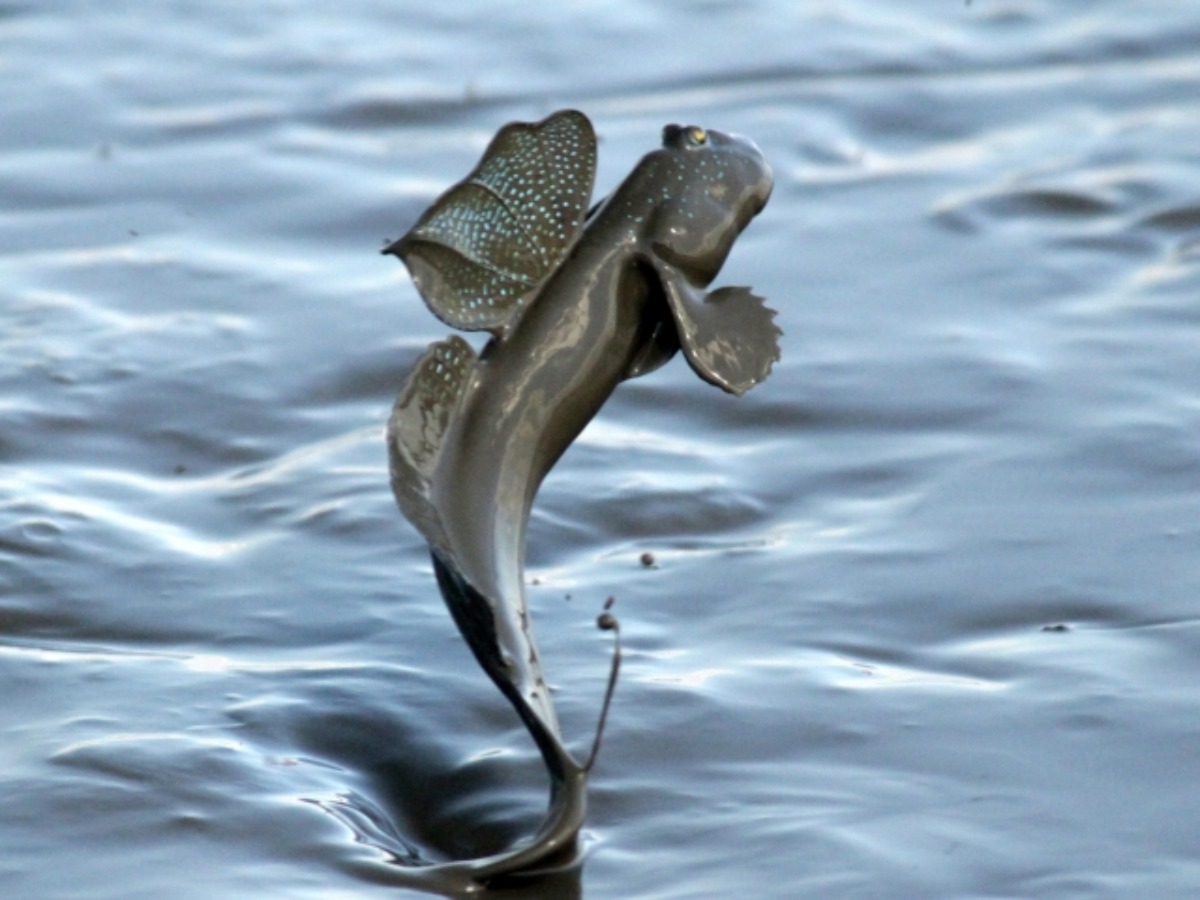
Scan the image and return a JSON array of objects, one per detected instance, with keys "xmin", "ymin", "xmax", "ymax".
[{"xmin": 383, "ymin": 109, "xmax": 778, "ymax": 882}]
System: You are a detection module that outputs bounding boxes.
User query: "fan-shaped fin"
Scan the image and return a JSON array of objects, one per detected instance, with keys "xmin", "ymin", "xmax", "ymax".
[
  {"xmin": 651, "ymin": 258, "xmax": 781, "ymax": 396},
  {"xmin": 385, "ymin": 110, "xmax": 597, "ymax": 334},
  {"xmin": 386, "ymin": 335, "xmax": 478, "ymax": 554}
]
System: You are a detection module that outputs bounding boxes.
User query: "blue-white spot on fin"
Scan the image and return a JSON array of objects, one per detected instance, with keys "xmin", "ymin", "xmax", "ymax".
[
  {"xmin": 386, "ymin": 110, "xmax": 597, "ymax": 334},
  {"xmin": 658, "ymin": 272, "xmax": 781, "ymax": 397},
  {"xmin": 387, "ymin": 335, "xmax": 477, "ymax": 555}
]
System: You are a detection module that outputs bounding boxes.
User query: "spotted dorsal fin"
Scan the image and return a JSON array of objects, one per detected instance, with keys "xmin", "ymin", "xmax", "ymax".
[
  {"xmin": 385, "ymin": 110, "xmax": 597, "ymax": 335},
  {"xmin": 386, "ymin": 335, "xmax": 477, "ymax": 557}
]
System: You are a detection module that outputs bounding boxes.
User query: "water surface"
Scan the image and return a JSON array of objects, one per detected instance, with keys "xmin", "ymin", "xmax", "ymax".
[{"xmin": 3, "ymin": 1, "xmax": 1200, "ymax": 897}]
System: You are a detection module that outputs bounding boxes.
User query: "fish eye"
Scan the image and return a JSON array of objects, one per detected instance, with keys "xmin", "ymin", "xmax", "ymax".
[{"xmin": 688, "ymin": 127, "xmax": 707, "ymax": 146}]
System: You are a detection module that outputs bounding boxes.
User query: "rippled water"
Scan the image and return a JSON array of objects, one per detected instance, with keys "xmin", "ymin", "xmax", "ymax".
[{"xmin": 4, "ymin": 1, "xmax": 1200, "ymax": 897}]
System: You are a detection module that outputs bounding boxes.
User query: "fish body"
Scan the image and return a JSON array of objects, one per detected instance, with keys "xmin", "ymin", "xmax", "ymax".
[
  {"xmin": 423, "ymin": 216, "xmax": 666, "ymax": 757},
  {"xmin": 383, "ymin": 110, "xmax": 778, "ymax": 876}
]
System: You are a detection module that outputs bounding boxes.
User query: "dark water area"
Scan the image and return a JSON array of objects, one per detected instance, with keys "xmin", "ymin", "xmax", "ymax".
[{"xmin": 3, "ymin": 1, "xmax": 1200, "ymax": 897}]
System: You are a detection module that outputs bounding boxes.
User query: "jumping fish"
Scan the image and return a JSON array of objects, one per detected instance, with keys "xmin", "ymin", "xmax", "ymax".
[{"xmin": 383, "ymin": 109, "xmax": 778, "ymax": 883}]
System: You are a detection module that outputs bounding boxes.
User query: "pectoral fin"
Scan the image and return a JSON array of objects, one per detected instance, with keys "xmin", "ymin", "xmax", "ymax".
[
  {"xmin": 386, "ymin": 335, "xmax": 477, "ymax": 555},
  {"xmin": 385, "ymin": 110, "xmax": 597, "ymax": 335},
  {"xmin": 652, "ymin": 261, "xmax": 781, "ymax": 396},
  {"xmin": 624, "ymin": 318, "xmax": 680, "ymax": 380}
]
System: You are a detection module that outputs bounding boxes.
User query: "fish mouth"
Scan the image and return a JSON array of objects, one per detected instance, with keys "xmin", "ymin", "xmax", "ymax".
[
  {"xmin": 749, "ymin": 166, "xmax": 773, "ymax": 217},
  {"xmin": 725, "ymin": 134, "xmax": 773, "ymax": 227},
  {"xmin": 734, "ymin": 135, "xmax": 774, "ymax": 217}
]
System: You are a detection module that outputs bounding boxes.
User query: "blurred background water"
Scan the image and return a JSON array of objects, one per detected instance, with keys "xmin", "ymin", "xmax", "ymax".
[{"xmin": 3, "ymin": 1, "xmax": 1199, "ymax": 897}]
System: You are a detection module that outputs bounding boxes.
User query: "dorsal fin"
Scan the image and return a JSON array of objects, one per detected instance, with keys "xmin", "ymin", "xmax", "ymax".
[
  {"xmin": 386, "ymin": 335, "xmax": 477, "ymax": 555},
  {"xmin": 385, "ymin": 110, "xmax": 597, "ymax": 335}
]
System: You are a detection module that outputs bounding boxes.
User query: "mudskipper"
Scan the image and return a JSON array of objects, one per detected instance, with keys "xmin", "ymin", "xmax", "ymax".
[{"xmin": 384, "ymin": 109, "xmax": 778, "ymax": 883}]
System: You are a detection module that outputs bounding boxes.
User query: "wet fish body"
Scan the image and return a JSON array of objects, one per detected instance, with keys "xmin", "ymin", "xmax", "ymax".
[{"xmin": 384, "ymin": 109, "xmax": 778, "ymax": 878}]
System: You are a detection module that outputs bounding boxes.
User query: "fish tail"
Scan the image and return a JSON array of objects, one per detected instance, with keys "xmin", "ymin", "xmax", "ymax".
[{"xmin": 430, "ymin": 552, "xmax": 579, "ymax": 782}]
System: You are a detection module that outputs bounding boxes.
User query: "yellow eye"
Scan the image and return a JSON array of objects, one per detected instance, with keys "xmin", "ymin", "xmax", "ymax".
[{"xmin": 689, "ymin": 127, "xmax": 707, "ymax": 145}]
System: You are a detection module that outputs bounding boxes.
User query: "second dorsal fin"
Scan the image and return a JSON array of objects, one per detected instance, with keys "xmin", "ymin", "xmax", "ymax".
[
  {"xmin": 385, "ymin": 110, "xmax": 597, "ymax": 335},
  {"xmin": 386, "ymin": 335, "xmax": 477, "ymax": 556}
]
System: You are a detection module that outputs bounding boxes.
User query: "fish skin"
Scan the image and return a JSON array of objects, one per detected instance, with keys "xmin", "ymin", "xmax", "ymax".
[{"xmin": 384, "ymin": 110, "xmax": 776, "ymax": 881}]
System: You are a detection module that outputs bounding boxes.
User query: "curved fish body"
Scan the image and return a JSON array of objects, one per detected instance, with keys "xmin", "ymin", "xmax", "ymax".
[{"xmin": 383, "ymin": 110, "xmax": 778, "ymax": 876}]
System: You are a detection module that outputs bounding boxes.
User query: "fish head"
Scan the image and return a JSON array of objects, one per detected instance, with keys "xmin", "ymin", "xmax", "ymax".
[{"xmin": 642, "ymin": 123, "xmax": 774, "ymax": 286}]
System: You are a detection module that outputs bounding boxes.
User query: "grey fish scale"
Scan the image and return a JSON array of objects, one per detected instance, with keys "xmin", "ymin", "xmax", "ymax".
[
  {"xmin": 386, "ymin": 334, "xmax": 477, "ymax": 556},
  {"xmin": 392, "ymin": 110, "xmax": 597, "ymax": 334}
]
